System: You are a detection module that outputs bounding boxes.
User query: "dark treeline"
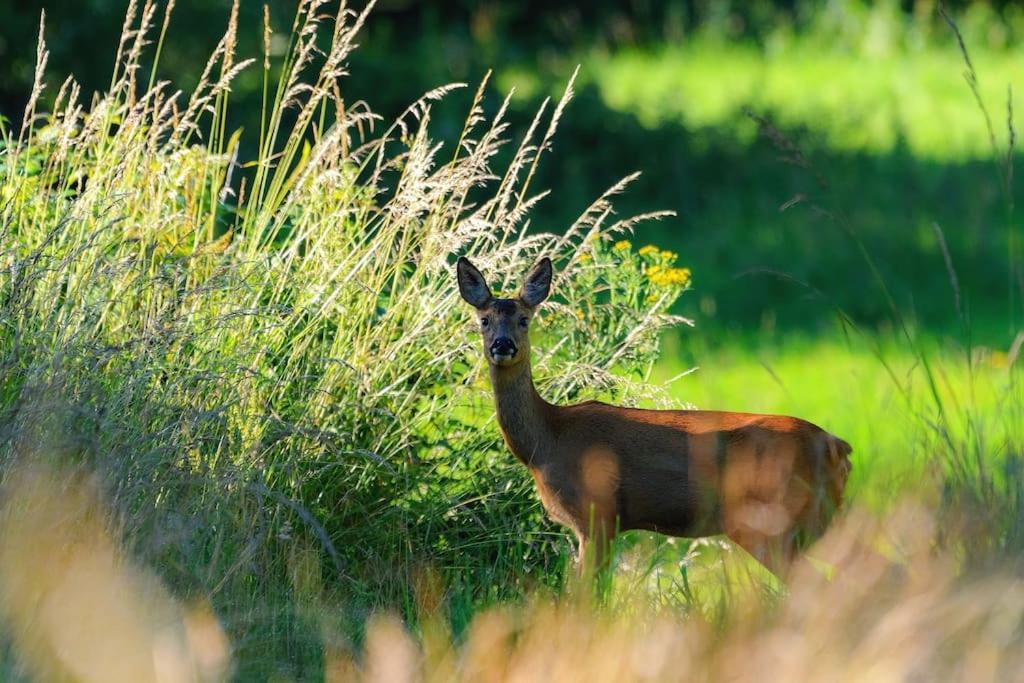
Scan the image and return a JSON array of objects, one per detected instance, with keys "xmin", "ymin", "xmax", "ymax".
[{"xmin": 1, "ymin": 0, "xmax": 1015, "ymax": 121}]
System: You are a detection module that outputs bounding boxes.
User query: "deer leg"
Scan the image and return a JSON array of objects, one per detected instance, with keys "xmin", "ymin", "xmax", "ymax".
[
  {"xmin": 725, "ymin": 527, "xmax": 796, "ymax": 578},
  {"xmin": 577, "ymin": 510, "xmax": 616, "ymax": 577},
  {"xmin": 578, "ymin": 532, "xmax": 610, "ymax": 576}
]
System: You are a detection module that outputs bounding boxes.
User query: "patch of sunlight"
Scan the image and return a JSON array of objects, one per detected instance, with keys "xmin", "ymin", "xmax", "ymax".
[{"xmin": 501, "ymin": 40, "xmax": 1023, "ymax": 160}]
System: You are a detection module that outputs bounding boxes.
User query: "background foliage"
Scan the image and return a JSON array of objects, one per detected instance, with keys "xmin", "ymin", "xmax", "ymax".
[{"xmin": 2, "ymin": 0, "xmax": 1022, "ymax": 337}]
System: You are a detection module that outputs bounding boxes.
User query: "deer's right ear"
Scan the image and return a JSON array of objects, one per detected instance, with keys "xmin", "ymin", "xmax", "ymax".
[{"xmin": 457, "ymin": 257, "xmax": 492, "ymax": 308}]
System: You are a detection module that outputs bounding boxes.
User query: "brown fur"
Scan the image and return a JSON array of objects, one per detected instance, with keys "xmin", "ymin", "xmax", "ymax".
[{"xmin": 458, "ymin": 257, "xmax": 852, "ymax": 576}]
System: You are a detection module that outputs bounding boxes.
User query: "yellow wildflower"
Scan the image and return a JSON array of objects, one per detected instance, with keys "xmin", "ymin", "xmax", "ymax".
[
  {"xmin": 578, "ymin": 251, "xmax": 592, "ymax": 263},
  {"xmin": 574, "ymin": 309, "xmax": 586, "ymax": 320},
  {"xmin": 647, "ymin": 266, "xmax": 691, "ymax": 287},
  {"xmin": 638, "ymin": 244, "xmax": 659, "ymax": 257},
  {"xmin": 613, "ymin": 240, "xmax": 631, "ymax": 252}
]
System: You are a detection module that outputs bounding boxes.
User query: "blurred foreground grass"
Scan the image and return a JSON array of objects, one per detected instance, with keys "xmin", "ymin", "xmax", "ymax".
[{"xmin": 3, "ymin": 458, "xmax": 1023, "ymax": 681}]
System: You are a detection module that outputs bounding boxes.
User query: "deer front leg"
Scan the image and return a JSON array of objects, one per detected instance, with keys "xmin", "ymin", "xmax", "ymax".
[
  {"xmin": 575, "ymin": 447, "xmax": 622, "ymax": 577},
  {"xmin": 576, "ymin": 507, "xmax": 617, "ymax": 578}
]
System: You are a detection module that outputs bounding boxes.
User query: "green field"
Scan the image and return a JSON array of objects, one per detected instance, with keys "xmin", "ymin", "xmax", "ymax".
[{"xmin": 1, "ymin": 1, "xmax": 1023, "ymax": 680}]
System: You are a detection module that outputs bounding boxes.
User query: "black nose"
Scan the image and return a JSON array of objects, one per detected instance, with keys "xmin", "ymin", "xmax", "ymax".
[{"xmin": 490, "ymin": 338, "xmax": 517, "ymax": 358}]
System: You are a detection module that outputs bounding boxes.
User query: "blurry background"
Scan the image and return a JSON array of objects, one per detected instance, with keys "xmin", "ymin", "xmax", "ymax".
[{"xmin": 2, "ymin": 0, "xmax": 1019, "ymax": 342}]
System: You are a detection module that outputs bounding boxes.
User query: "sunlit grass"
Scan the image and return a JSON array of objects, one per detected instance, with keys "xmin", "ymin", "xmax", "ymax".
[{"xmin": 498, "ymin": 39, "xmax": 1021, "ymax": 160}]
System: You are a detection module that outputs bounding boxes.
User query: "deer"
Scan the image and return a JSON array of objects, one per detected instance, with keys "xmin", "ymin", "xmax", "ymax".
[{"xmin": 456, "ymin": 255, "xmax": 852, "ymax": 578}]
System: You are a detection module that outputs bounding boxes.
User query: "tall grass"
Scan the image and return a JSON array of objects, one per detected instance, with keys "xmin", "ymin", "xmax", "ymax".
[{"xmin": 0, "ymin": 0, "xmax": 688, "ymax": 673}]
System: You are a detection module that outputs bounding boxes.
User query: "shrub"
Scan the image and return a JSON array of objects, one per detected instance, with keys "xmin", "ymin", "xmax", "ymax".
[{"xmin": 0, "ymin": 0, "xmax": 689, "ymax": 662}]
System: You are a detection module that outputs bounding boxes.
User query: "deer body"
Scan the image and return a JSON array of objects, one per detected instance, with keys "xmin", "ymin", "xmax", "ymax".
[{"xmin": 459, "ymin": 257, "xmax": 852, "ymax": 576}]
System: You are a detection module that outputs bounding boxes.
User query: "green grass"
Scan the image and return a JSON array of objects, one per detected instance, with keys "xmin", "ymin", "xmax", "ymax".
[{"xmin": 0, "ymin": 2, "xmax": 692, "ymax": 675}]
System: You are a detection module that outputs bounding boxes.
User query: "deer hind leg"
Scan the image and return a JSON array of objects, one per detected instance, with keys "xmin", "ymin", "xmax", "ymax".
[
  {"xmin": 724, "ymin": 497, "xmax": 798, "ymax": 578},
  {"xmin": 725, "ymin": 526, "xmax": 797, "ymax": 578}
]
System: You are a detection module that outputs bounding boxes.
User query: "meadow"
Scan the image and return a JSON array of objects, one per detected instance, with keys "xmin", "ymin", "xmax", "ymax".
[{"xmin": 0, "ymin": 1, "xmax": 1022, "ymax": 680}]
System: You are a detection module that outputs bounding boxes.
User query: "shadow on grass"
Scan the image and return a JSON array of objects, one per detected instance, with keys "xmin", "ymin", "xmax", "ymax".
[{"xmin": 507, "ymin": 84, "xmax": 1018, "ymax": 341}]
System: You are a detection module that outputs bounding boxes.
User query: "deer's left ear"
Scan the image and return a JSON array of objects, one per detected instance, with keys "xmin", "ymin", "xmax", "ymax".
[{"xmin": 519, "ymin": 257, "xmax": 552, "ymax": 308}]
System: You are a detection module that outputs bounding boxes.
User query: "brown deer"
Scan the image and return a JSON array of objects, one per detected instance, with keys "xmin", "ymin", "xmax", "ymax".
[{"xmin": 457, "ymin": 256, "xmax": 852, "ymax": 577}]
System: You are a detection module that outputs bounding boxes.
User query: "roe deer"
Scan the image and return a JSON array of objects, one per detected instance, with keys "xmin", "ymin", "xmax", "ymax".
[{"xmin": 457, "ymin": 256, "xmax": 852, "ymax": 577}]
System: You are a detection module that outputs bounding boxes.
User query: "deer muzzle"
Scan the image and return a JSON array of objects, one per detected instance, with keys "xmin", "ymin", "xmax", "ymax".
[{"xmin": 489, "ymin": 338, "xmax": 518, "ymax": 362}]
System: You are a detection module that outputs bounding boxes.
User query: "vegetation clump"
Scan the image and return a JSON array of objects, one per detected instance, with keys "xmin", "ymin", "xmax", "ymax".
[{"xmin": 0, "ymin": 0, "xmax": 687, "ymax": 669}]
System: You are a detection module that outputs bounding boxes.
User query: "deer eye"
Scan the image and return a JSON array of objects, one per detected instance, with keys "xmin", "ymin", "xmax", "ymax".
[
  {"xmin": 518, "ymin": 316, "xmax": 529, "ymax": 328},
  {"xmin": 480, "ymin": 317, "xmax": 490, "ymax": 328}
]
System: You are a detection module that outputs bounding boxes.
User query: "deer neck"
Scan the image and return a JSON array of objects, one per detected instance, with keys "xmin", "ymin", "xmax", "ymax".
[{"xmin": 489, "ymin": 357, "xmax": 552, "ymax": 466}]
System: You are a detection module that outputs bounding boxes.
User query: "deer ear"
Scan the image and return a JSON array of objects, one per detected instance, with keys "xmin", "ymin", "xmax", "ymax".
[
  {"xmin": 457, "ymin": 257, "xmax": 492, "ymax": 308},
  {"xmin": 519, "ymin": 257, "xmax": 552, "ymax": 308}
]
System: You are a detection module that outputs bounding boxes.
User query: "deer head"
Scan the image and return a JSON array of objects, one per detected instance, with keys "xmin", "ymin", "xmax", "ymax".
[{"xmin": 457, "ymin": 256, "xmax": 552, "ymax": 367}]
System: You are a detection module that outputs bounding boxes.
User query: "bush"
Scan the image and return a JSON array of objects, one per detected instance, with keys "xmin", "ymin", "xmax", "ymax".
[{"xmin": 0, "ymin": 0, "xmax": 689, "ymax": 664}]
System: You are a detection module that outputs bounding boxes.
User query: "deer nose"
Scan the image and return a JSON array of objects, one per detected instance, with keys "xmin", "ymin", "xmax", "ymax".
[{"xmin": 490, "ymin": 338, "xmax": 517, "ymax": 360}]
